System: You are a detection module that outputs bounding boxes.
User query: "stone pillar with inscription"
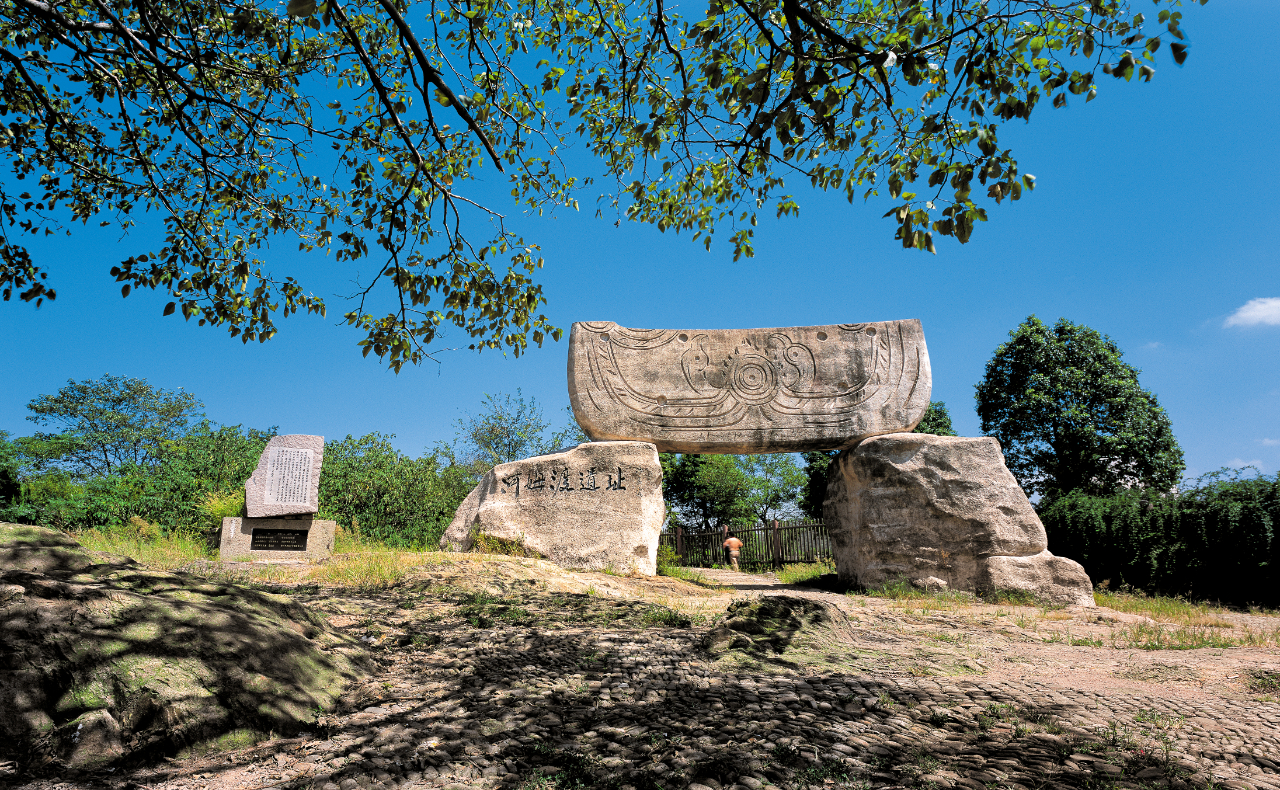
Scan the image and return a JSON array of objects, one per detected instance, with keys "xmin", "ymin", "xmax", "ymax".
[
  {"xmin": 219, "ymin": 435, "xmax": 337, "ymax": 562},
  {"xmin": 440, "ymin": 441, "xmax": 664, "ymax": 575}
]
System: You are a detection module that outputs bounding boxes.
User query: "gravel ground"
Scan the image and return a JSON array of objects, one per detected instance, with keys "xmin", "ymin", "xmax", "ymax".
[{"xmin": 8, "ymin": 564, "xmax": 1280, "ymax": 790}]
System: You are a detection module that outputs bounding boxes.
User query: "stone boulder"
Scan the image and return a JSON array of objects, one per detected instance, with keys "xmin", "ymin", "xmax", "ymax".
[
  {"xmin": 568, "ymin": 319, "xmax": 931, "ymax": 453},
  {"xmin": 823, "ymin": 434, "xmax": 1094, "ymax": 606},
  {"xmin": 440, "ymin": 441, "xmax": 664, "ymax": 575},
  {"xmin": 0, "ymin": 524, "xmax": 370, "ymax": 774}
]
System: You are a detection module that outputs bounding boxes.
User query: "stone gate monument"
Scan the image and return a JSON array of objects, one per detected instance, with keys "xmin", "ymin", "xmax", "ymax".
[
  {"xmin": 219, "ymin": 435, "xmax": 336, "ymax": 562},
  {"xmin": 448, "ymin": 317, "xmax": 1094, "ymax": 601},
  {"xmin": 567, "ymin": 320, "xmax": 932, "ymax": 453}
]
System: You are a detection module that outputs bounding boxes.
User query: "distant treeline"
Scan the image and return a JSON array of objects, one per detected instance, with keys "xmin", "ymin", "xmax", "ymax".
[
  {"xmin": 1, "ymin": 424, "xmax": 474, "ymax": 550},
  {"xmin": 1040, "ymin": 470, "xmax": 1280, "ymax": 607}
]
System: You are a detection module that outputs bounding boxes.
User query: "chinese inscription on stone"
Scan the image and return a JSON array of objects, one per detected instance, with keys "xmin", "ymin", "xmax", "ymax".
[
  {"xmin": 249, "ymin": 528, "xmax": 310, "ymax": 552},
  {"xmin": 498, "ymin": 466, "xmax": 630, "ymax": 497},
  {"xmin": 265, "ymin": 448, "xmax": 313, "ymax": 505}
]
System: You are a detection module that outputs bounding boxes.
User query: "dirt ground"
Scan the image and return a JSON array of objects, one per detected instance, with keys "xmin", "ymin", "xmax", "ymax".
[{"xmin": 7, "ymin": 555, "xmax": 1280, "ymax": 790}]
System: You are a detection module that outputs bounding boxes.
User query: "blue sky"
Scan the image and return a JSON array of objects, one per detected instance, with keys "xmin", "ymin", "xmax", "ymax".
[{"xmin": 2, "ymin": 0, "xmax": 1277, "ymax": 479}]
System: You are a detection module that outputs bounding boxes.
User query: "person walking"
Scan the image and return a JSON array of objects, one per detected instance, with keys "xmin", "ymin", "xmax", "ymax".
[{"xmin": 722, "ymin": 532, "xmax": 744, "ymax": 572}]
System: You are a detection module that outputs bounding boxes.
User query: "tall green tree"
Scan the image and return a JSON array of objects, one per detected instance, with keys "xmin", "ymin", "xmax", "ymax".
[
  {"xmin": 661, "ymin": 453, "xmax": 752, "ymax": 533},
  {"xmin": 450, "ymin": 391, "xmax": 585, "ymax": 475},
  {"xmin": 0, "ymin": 431, "xmax": 20, "ymax": 507},
  {"xmin": 0, "ymin": 0, "xmax": 1199, "ymax": 367},
  {"xmin": 736, "ymin": 453, "xmax": 806, "ymax": 527},
  {"xmin": 915, "ymin": 401, "xmax": 958, "ymax": 436},
  {"xmin": 975, "ymin": 316, "xmax": 1184, "ymax": 502},
  {"xmin": 24, "ymin": 375, "xmax": 205, "ymax": 478},
  {"xmin": 798, "ymin": 450, "xmax": 835, "ymax": 519}
]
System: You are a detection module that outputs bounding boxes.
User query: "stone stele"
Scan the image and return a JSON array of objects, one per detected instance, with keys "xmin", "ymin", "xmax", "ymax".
[
  {"xmin": 824, "ymin": 433, "xmax": 1094, "ymax": 607},
  {"xmin": 440, "ymin": 441, "xmax": 664, "ymax": 575},
  {"xmin": 219, "ymin": 517, "xmax": 337, "ymax": 562},
  {"xmin": 567, "ymin": 320, "xmax": 932, "ymax": 453},
  {"xmin": 245, "ymin": 434, "xmax": 324, "ymax": 518}
]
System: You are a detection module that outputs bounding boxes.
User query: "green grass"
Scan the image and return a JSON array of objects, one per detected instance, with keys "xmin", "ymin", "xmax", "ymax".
[
  {"xmin": 776, "ymin": 559, "xmax": 835, "ymax": 585},
  {"xmin": 655, "ymin": 562, "xmax": 723, "ymax": 588},
  {"xmin": 1107, "ymin": 621, "xmax": 1280, "ymax": 650},
  {"xmin": 1095, "ymin": 589, "xmax": 1235, "ymax": 627},
  {"xmin": 74, "ymin": 524, "xmax": 212, "ymax": 569}
]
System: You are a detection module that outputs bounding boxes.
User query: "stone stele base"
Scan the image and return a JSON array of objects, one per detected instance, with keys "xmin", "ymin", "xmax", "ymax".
[{"xmin": 219, "ymin": 517, "xmax": 336, "ymax": 562}]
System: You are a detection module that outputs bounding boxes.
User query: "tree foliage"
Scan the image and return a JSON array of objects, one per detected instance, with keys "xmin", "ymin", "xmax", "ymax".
[
  {"xmin": 450, "ymin": 390, "xmax": 584, "ymax": 474},
  {"xmin": 0, "ymin": 0, "xmax": 1200, "ymax": 366},
  {"xmin": 1040, "ymin": 468, "xmax": 1280, "ymax": 606},
  {"xmin": 736, "ymin": 453, "xmax": 806, "ymax": 526},
  {"xmin": 975, "ymin": 315, "xmax": 1183, "ymax": 502},
  {"xmin": 663, "ymin": 452, "xmax": 806, "ymax": 530},
  {"xmin": 798, "ymin": 449, "xmax": 833, "ymax": 519},
  {"xmin": 318, "ymin": 432, "xmax": 474, "ymax": 548},
  {"xmin": 661, "ymin": 453, "xmax": 750, "ymax": 532},
  {"xmin": 23, "ymin": 375, "xmax": 204, "ymax": 477},
  {"xmin": 914, "ymin": 400, "xmax": 958, "ymax": 436}
]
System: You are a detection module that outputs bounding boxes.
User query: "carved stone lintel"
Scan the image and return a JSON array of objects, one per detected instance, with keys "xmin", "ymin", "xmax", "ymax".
[{"xmin": 567, "ymin": 319, "xmax": 932, "ymax": 453}]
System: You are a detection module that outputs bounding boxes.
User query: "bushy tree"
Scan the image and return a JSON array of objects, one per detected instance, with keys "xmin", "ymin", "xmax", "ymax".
[
  {"xmin": 736, "ymin": 454, "xmax": 806, "ymax": 526},
  {"xmin": 450, "ymin": 391, "xmax": 585, "ymax": 474},
  {"xmin": 975, "ymin": 316, "xmax": 1183, "ymax": 502},
  {"xmin": 23, "ymin": 375, "xmax": 204, "ymax": 478},
  {"xmin": 319, "ymin": 433, "xmax": 474, "ymax": 548},
  {"xmin": 915, "ymin": 401, "xmax": 958, "ymax": 436},
  {"xmin": 661, "ymin": 453, "xmax": 752, "ymax": 533},
  {"xmin": 0, "ymin": 0, "xmax": 1199, "ymax": 367},
  {"xmin": 0, "ymin": 431, "xmax": 20, "ymax": 508},
  {"xmin": 798, "ymin": 450, "xmax": 835, "ymax": 520}
]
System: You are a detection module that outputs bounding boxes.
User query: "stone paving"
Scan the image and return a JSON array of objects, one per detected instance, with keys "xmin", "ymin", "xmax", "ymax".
[{"xmin": 13, "ymin": 568, "xmax": 1280, "ymax": 790}]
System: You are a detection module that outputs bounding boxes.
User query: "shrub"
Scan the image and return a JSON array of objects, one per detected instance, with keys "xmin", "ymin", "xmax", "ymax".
[{"xmin": 1040, "ymin": 469, "xmax": 1280, "ymax": 606}]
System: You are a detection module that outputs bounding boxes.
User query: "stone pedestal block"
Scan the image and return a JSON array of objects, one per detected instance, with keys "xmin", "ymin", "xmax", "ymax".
[
  {"xmin": 440, "ymin": 441, "xmax": 664, "ymax": 575},
  {"xmin": 823, "ymin": 433, "xmax": 1094, "ymax": 606},
  {"xmin": 568, "ymin": 320, "xmax": 931, "ymax": 453},
  {"xmin": 219, "ymin": 517, "xmax": 336, "ymax": 562}
]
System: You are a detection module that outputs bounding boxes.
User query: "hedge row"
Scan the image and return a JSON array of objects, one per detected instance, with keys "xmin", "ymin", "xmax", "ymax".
[
  {"xmin": 1, "ymin": 428, "xmax": 475, "ymax": 551},
  {"xmin": 1039, "ymin": 471, "xmax": 1280, "ymax": 606}
]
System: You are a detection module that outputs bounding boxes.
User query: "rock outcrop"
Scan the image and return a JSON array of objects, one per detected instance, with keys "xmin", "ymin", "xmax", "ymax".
[
  {"xmin": 441, "ymin": 441, "xmax": 664, "ymax": 575},
  {"xmin": 823, "ymin": 434, "xmax": 1094, "ymax": 606},
  {"xmin": 568, "ymin": 320, "xmax": 931, "ymax": 453},
  {"xmin": 0, "ymin": 524, "xmax": 369, "ymax": 774}
]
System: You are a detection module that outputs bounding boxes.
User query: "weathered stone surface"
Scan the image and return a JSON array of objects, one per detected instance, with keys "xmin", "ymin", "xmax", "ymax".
[
  {"xmin": 568, "ymin": 320, "xmax": 931, "ymax": 453},
  {"xmin": 440, "ymin": 441, "xmax": 664, "ymax": 575},
  {"xmin": 823, "ymin": 433, "xmax": 1094, "ymax": 606},
  {"xmin": 982, "ymin": 550, "xmax": 1096, "ymax": 608},
  {"xmin": 219, "ymin": 517, "xmax": 337, "ymax": 562},
  {"xmin": 0, "ymin": 523, "xmax": 369, "ymax": 774},
  {"xmin": 245, "ymin": 434, "xmax": 324, "ymax": 518}
]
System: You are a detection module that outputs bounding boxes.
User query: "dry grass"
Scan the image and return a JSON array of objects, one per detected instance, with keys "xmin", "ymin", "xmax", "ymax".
[
  {"xmin": 74, "ymin": 526, "xmax": 212, "ymax": 570},
  {"xmin": 775, "ymin": 560, "xmax": 835, "ymax": 585},
  {"xmin": 1095, "ymin": 590, "xmax": 1235, "ymax": 627},
  {"xmin": 1106, "ymin": 621, "xmax": 1280, "ymax": 650}
]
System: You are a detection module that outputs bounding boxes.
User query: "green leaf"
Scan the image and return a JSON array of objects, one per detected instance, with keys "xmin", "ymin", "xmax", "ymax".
[
  {"xmin": 285, "ymin": 0, "xmax": 317, "ymax": 18},
  {"xmin": 163, "ymin": 302, "xmax": 176, "ymax": 316},
  {"xmin": 1170, "ymin": 42, "xmax": 1188, "ymax": 65}
]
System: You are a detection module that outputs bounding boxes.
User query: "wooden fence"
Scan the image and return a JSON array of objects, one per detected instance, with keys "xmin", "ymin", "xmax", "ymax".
[{"xmin": 659, "ymin": 518, "xmax": 830, "ymax": 571}]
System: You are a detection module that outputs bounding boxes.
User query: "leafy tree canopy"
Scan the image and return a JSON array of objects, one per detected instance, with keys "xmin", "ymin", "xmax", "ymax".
[
  {"xmin": 914, "ymin": 400, "xmax": 958, "ymax": 436},
  {"xmin": 23, "ymin": 374, "xmax": 205, "ymax": 478},
  {"xmin": 736, "ymin": 453, "xmax": 806, "ymax": 526},
  {"xmin": 449, "ymin": 390, "xmax": 584, "ymax": 473},
  {"xmin": 661, "ymin": 453, "xmax": 751, "ymax": 532},
  {"xmin": 974, "ymin": 315, "xmax": 1184, "ymax": 501},
  {"xmin": 798, "ymin": 449, "xmax": 833, "ymax": 519},
  {"xmin": 0, "ymin": 0, "xmax": 1200, "ymax": 368}
]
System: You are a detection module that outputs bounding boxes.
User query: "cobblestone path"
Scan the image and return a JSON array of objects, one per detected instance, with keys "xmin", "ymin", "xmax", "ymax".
[{"xmin": 15, "ymin": 567, "xmax": 1280, "ymax": 790}]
